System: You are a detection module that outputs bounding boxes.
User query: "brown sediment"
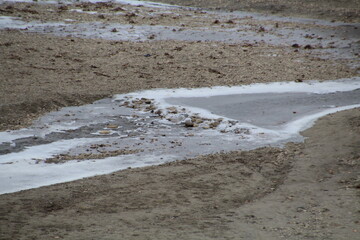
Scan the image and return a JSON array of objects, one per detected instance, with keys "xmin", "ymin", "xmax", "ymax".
[
  {"xmin": 44, "ymin": 149, "xmax": 142, "ymax": 164},
  {"xmin": 0, "ymin": 30, "xmax": 356, "ymax": 131},
  {"xmin": 0, "ymin": 1, "xmax": 359, "ymax": 239}
]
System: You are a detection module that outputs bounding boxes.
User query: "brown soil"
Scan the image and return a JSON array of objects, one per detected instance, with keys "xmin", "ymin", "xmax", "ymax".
[
  {"xmin": 1, "ymin": 109, "xmax": 359, "ymax": 240},
  {"xmin": 0, "ymin": 1, "xmax": 359, "ymax": 239},
  {"xmin": 0, "ymin": 30, "xmax": 356, "ymax": 131}
]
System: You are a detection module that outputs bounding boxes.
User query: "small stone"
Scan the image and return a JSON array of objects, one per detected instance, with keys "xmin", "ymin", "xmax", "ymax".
[
  {"xmin": 167, "ymin": 107, "xmax": 178, "ymax": 114},
  {"xmin": 154, "ymin": 109, "xmax": 162, "ymax": 115},
  {"xmin": 195, "ymin": 118, "xmax": 204, "ymax": 124},
  {"xmin": 296, "ymin": 207, "xmax": 306, "ymax": 212},
  {"xmin": 146, "ymin": 105, "xmax": 156, "ymax": 110},
  {"xmin": 112, "ymin": 7, "xmax": 125, "ymax": 11},
  {"xmin": 106, "ymin": 124, "xmax": 118, "ymax": 129},
  {"xmin": 99, "ymin": 130, "xmax": 111, "ymax": 135},
  {"xmin": 184, "ymin": 118, "xmax": 194, "ymax": 127},
  {"xmin": 258, "ymin": 26, "xmax": 265, "ymax": 32},
  {"xmin": 58, "ymin": 5, "xmax": 68, "ymax": 11},
  {"xmin": 209, "ymin": 121, "xmax": 220, "ymax": 128}
]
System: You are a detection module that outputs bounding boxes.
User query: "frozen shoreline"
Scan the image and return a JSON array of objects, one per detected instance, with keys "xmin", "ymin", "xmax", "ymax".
[
  {"xmin": 1, "ymin": 79, "xmax": 359, "ymax": 194},
  {"xmin": 0, "ymin": 0, "xmax": 359, "ymax": 195}
]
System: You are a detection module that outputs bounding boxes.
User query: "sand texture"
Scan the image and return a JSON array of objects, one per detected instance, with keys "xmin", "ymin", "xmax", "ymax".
[{"xmin": 0, "ymin": 0, "xmax": 359, "ymax": 239}]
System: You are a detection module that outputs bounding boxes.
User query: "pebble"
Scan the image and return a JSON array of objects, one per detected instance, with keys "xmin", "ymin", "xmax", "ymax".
[
  {"xmin": 99, "ymin": 130, "xmax": 111, "ymax": 135},
  {"xmin": 166, "ymin": 107, "xmax": 178, "ymax": 114},
  {"xmin": 184, "ymin": 118, "xmax": 194, "ymax": 127}
]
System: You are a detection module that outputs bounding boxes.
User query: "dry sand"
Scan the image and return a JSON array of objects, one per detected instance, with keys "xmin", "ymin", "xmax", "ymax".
[{"xmin": 0, "ymin": 0, "xmax": 359, "ymax": 239}]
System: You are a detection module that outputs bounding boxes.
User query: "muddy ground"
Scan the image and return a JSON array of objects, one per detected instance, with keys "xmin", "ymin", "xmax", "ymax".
[
  {"xmin": 1, "ymin": 109, "xmax": 359, "ymax": 240},
  {"xmin": 152, "ymin": 0, "xmax": 360, "ymax": 23},
  {"xmin": 0, "ymin": 0, "xmax": 360, "ymax": 239}
]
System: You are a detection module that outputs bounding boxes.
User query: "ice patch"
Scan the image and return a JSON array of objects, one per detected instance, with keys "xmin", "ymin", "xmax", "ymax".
[
  {"xmin": 115, "ymin": 77, "xmax": 360, "ymax": 136},
  {"xmin": 115, "ymin": 78, "xmax": 360, "ymax": 100},
  {"xmin": 0, "ymin": 131, "xmax": 34, "ymax": 144},
  {"xmin": 0, "ymin": 16, "xmax": 356, "ymax": 51},
  {"xmin": 115, "ymin": 78, "xmax": 360, "ymax": 112},
  {"xmin": 0, "ymin": 151, "xmax": 177, "ymax": 194},
  {"xmin": 69, "ymin": 9, "xmax": 99, "ymax": 14},
  {"xmin": 0, "ymin": 16, "xmax": 69, "ymax": 30},
  {"xmin": 0, "ymin": 137, "xmax": 104, "ymax": 163},
  {"xmin": 0, "ymin": 79, "xmax": 359, "ymax": 195},
  {"xmin": 0, "ymin": 0, "xmax": 180, "ymax": 8},
  {"xmin": 281, "ymin": 104, "xmax": 360, "ymax": 134}
]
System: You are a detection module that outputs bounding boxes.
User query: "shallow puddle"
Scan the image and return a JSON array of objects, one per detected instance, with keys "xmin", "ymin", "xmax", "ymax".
[
  {"xmin": 0, "ymin": 79, "xmax": 359, "ymax": 194},
  {"xmin": 166, "ymin": 90, "xmax": 360, "ymax": 129},
  {"xmin": 0, "ymin": 15, "xmax": 356, "ymax": 45}
]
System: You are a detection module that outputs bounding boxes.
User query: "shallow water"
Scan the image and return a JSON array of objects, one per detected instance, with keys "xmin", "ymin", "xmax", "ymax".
[
  {"xmin": 0, "ymin": 0, "xmax": 360, "ymax": 194},
  {"xmin": 166, "ymin": 89, "xmax": 360, "ymax": 129},
  {"xmin": 0, "ymin": 16, "xmax": 356, "ymax": 46},
  {"xmin": 0, "ymin": 79, "xmax": 359, "ymax": 194}
]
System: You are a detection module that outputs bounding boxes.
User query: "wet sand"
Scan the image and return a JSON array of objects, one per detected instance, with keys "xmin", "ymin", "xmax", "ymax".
[
  {"xmin": 1, "ymin": 109, "xmax": 359, "ymax": 239},
  {"xmin": 0, "ymin": 1, "xmax": 359, "ymax": 239}
]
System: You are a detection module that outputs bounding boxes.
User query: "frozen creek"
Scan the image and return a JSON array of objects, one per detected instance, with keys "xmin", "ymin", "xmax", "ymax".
[
  {"xmin": 0, "ymin": 79, "xmax": 359, "ymax": 194},
  {"xmin": 0, "ymin": 0, "xmax": 360, "ymax": 194}
]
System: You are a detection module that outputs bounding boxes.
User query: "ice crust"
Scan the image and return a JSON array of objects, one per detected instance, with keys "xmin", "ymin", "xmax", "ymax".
[
  {"xmin": 0, "ymin": 79, "xmax": 359, "ymax": 194},
  {"xmin": 0, "ymin": 0, "xmax": 359, "ymax": 194},
  {"xmin": 0, "ymin": 0, "xmax": 178, "ymax": 8},
  {"xmin": 115, "ymin": 78, "xmax": 360, "ymax": 121}
]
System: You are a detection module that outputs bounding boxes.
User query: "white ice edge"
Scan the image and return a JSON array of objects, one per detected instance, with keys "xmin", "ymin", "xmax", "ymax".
[
  {"xmin": 114, "ymin": 78, "xmax": 360, "ymax": 121},
  {"xmin": 0, "ymin": 132, "xmax": 34, "ymax": 145},
  {"xmin": 0, "ymin": 138, "xmax": 106, "ymax": 163},
  {"xmin": 0, "ymin": 119, "xmax": 106, "ymax": 144},
  {"xmin": 0, "ymin": 137, "xmax": 177, "ymax": 194},
  {"xmin": 115, "ymin": 78, "xmax": 360, "ymax": 100},
  {"xmin": 0, "ymin": 152, "xmax": 178, "ymax": 194},
  {"xmin": 69, "ymin": 9, "xmax": 99, "ymax": 14},
  {"xmin": 282, "ymin": 104, "xmax": 360, "ymax": 134},
  {"xmin": 1, "ymin": 80, "xmax": 359, "ymax": 194},
  {"xmin": 0, "ymin": 0, "xmax": 180, "ymax": 8},
  {"xmin": 1, "ymin": 79, "xmax": 357, "ymax": 144},
  {"xmin": 0, "ymin": 16, "xmax": 69, "ymax": 29}
]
